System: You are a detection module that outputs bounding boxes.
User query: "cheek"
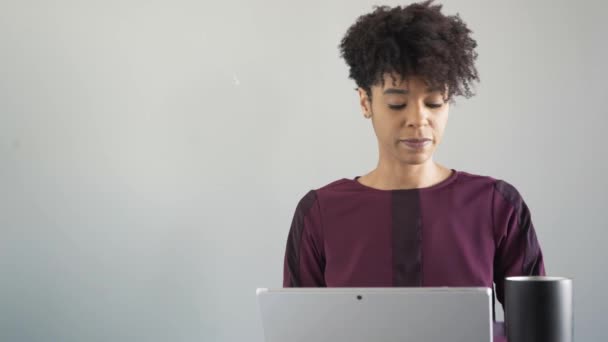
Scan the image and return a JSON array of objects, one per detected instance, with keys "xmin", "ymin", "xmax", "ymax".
[
  {"xmin": 373, "ymin": 121, "xmax": 392, "ymax": 141},
  {"xmin": 372, "ymin": 114, "xmax": 394, "ymax": 133},
  {"xmin": 430, "ymin": 120, "xmax": 448, "ymax": 143},
  {"xmin": 434, "ymin": 113, "xmax": 449, "ymax": 132}
]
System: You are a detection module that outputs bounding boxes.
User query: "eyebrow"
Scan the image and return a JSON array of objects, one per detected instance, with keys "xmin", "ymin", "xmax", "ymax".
[{"xmin": 383, "ymin": 87, "xmax": 442, "ymax": 95}]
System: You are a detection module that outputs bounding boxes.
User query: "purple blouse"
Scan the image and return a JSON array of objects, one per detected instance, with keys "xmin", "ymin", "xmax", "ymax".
[{"xmin": 283, "ymin": 169, "xmax": 545, "ymax": 341}]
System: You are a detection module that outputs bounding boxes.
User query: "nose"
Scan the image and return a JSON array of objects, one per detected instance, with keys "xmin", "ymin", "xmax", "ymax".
[{"xmin": 404, "ymin": 101, "xmax": 430, "ymax": 128}]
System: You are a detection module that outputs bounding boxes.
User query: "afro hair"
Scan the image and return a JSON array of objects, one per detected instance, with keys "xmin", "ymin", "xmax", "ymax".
[{"xmin": 339, "ymin": 0, "xmax": 479, "ymax": 103}]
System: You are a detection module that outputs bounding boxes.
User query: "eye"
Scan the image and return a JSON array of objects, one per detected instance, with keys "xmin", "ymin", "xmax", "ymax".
[
  {"xmin": 388, "ymin": 104, "xmax": 406, "ymax": 110},
  {"xmin": 388, "ymin": 103, "xmax": 443, "ymax": 110}
]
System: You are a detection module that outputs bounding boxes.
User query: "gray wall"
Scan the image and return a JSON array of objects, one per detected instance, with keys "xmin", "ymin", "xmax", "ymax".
[{"xmin": 1, "ymin": 0, "xmax": 606, "ymax": 341}]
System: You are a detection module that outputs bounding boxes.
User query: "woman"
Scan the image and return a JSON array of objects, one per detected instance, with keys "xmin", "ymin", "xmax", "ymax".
[{"xmin": 283, "ymin": 1, "xmax": 545, "ymax": 339}]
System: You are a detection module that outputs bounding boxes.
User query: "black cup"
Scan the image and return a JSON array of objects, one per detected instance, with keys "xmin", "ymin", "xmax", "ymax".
[{"xmin": 505, "ymin": 276, "xmax": 573, "ymax": 342}]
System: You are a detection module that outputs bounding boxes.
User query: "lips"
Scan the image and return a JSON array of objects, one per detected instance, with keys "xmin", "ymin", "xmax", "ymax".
[
  {"xmin": 399, "ymin": 138, "xmax": 432, "ymax": 149},
  {"xmin": 401, "ymin": 138, "xmax": 432, "ymax": 143}
]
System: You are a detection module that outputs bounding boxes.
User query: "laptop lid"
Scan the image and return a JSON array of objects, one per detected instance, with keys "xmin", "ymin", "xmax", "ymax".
[{"xmin": 257, "ymin": 287, "xmax": 493, "ymax": 342}]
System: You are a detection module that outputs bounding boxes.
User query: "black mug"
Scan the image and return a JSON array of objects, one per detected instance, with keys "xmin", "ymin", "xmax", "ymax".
[{"xmin": 505, "ymin": 276, "xmax": 573, "ymax": 342}]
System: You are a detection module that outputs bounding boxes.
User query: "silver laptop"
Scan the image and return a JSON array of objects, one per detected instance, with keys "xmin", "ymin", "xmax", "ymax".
[{"xmin": 256, "ymin": 287, "xmax": 493, "ymax": 342}]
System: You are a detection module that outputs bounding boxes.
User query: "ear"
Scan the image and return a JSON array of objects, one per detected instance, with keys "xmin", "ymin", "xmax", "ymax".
[{"xmin": 357, "ymin": 87, "xmax": 372, "ymax": 118}]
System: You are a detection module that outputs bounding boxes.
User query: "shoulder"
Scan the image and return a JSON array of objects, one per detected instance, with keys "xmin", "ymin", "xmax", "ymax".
[
  {"xmin": 292, "ymin": 178, "xmax": 351, "ymax": 208},
  {"xmin": 493, "ymin": 178, "xmax": 525, "ymax": 209},
  {"xmin": 292, "ymin": 177, "xmax": 363, "ymax": 211},
  {"xmin": 460, "ymin": 170, "xmax": 527, "ymax": 213},
  {"xmin": 455, "ymin": 171, "xmax": 531, "ymax": 228},
  {"xmin": 456, "ymin": 170, "xmax": 522, "ymax": 197},
  {"xmin": 454, "ymin": 169, "xmax": 497, "ymax": 188},
  {"xmin": 305, "ymin": 177, "xmax": 364, "ymax": 197},
  {"xmin": 450, "ymin": 170, "xmax": 529, "ymax": 212}
]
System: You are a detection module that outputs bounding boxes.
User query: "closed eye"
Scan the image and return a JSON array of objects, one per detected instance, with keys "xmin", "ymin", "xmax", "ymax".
[{"xmin": 388, "ymin": 103, "xmax": 443, "ymax": 110}]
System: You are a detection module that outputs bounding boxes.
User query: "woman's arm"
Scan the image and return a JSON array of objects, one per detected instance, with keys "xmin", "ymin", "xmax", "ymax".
[
  {"xmin": 283, "ymin": 190, "xmax": 326, "ymax": 287},
  {"xmin": 492, "ymin": 179, "xmax": 546, "ymax": 307}
]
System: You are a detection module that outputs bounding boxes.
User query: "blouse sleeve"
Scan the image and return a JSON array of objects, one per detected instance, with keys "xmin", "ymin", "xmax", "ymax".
[
  {"xmin": 492, "ymin": 180, "xmax": 546, "ymax": 307},
  {"xmin": 283, "ymin": 190, "xmax": 326, "ymax": 287}
]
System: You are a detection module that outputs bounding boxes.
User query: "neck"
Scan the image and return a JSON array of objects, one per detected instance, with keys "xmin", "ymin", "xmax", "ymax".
[{"xmin": 362, "ymin": 158, "xmax": 450, "ymax": 190}]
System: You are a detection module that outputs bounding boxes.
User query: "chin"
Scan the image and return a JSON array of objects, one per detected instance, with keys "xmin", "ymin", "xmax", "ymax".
[{"xmin": 397, "ymin": 154, "xmax": 431, "ymax": 165}]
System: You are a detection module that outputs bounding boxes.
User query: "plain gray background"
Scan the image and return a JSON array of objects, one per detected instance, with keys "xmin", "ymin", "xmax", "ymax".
[{"xmin": 1, "ymin": 0, "xmax": 606, "ymax": 341}]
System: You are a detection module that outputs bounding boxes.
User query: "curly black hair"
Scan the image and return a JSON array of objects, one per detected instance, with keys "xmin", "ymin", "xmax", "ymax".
[{"xmin": 338, "ymin": 0, "xmax": 479, "ymax": 103}]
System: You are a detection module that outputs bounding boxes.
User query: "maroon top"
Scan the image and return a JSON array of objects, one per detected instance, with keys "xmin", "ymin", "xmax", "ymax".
[{"xmin": 283, "ymin": 169, "xmax": 545, "ymax": 341}]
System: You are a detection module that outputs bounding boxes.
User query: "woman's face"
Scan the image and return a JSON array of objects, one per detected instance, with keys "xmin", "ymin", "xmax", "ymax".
[{"xmin": 358, "ymin": 73, "xmax": 450, "ymax": 166}]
